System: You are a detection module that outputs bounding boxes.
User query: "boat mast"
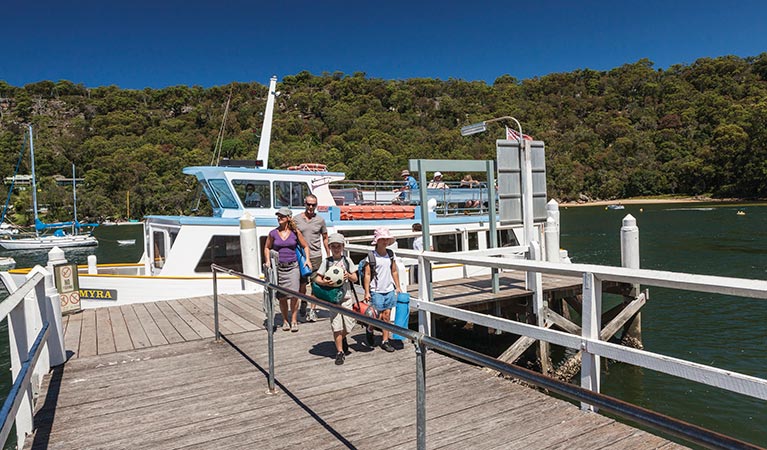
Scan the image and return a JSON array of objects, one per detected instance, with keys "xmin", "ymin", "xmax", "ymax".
[
  {"xmin": 255, "ymin": 75, "xmax": 278, "ymax": 169},
  {"xmin": 29, "ymin": 124, "xmax": 40, "ymax": 238},
  {"xmin": 72, "ymin": 163, "xmax": 78, "ymax": 235}
]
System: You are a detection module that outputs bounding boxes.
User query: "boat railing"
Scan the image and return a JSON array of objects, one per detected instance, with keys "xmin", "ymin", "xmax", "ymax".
[
  {"xmin": 211, "ymin": 262, "xmax": 756, "ymax": 449},
  {"xmin": 330, "ymin": 180, "xmax": 496, "ymax": 216},
  {"xmin": 0, "ymin": 266, "xmax": 66, "ymax": 449}
]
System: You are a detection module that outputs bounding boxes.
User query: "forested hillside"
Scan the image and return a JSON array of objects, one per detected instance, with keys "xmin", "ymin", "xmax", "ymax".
[{"xmin": 1, "ymin": 54, "xmax": 766, "ymax": 224}]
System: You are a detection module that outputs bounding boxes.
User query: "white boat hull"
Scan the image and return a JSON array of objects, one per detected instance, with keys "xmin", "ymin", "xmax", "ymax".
[{"xmin": 0, "ymin": 235, "xmax": 98, "ymax": 250}]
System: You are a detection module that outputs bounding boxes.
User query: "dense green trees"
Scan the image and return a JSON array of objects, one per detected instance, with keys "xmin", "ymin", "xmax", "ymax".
[{"xmin": 1, "ymin": 54, "xmax": 767, "ymax": 224}]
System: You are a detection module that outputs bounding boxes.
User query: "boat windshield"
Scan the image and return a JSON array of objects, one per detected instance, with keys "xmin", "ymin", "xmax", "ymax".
[{"xmin": 208, "ymin": 179, "xmax": 239, "ymax": 209}]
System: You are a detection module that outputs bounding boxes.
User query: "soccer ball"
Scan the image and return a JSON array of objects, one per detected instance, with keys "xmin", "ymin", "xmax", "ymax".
[{"xmin": 324, "ymin": 266, "xmax": 345, "ymax": 287}]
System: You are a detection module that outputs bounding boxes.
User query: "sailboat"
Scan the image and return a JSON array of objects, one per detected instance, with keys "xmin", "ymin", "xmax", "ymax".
[{"xmin": 0, "ymin": 125, "xmax": 98, "ymax": 250}]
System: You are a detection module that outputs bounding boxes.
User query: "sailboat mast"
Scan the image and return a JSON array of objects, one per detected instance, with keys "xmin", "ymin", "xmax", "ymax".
[
  {"xmin": 255, "ymin": 76, "xmax": 278, "ymax": 169},
  {"xmin": 29, "ymin": 124, "xmax": 40, "ymax": 238},
  {"xmin": 72, "ymin": 163, "xmax": 78, "ymax": 235}
]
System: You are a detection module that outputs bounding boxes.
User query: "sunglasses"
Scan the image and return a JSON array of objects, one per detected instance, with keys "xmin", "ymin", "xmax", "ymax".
[{"xmin": 305, "ymin": 203, "xmax": 317, "ymax": 207}]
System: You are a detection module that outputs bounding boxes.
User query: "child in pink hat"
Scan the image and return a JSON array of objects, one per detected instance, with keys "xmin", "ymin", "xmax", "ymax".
[{"xmin": 363, "ymin": 227, "xmax": 401, "ymax": 352}]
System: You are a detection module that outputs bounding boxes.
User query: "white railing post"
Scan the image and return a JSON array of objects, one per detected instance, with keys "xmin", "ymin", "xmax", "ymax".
[
  {"xmin": 528, "ymin": 242, "xmax": 549, "ymax": 373},
  {"xmin": 620, "ymin": 214, "xmax": 642, "ymax": 346},
  {"xmin": 417, "ymin": 254, "xmax": 432, "ymax": 337},
  {"xmin": 239, "ymin": 212, "xmax": 260, "ymax": 291},
  {"xmin": 581, "ymin": 272, "xmax": 602, "ymax": 411},
  {"xmin": 8, "ymin": 287, "xmax": 33, "ymax": 445},
  {"xmin": 45, "ymin": 248, "xmax": 67, "ymax": 366},
  {"xmin": 544, "ymin": 216, "xmax": 560, "ymax": 263},
  {"xmin": 30, "ymin": 269, "xmax": 49, "ymax": 389}
]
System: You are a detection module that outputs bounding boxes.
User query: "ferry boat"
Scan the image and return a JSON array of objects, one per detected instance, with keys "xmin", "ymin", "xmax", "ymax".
[{"xmin": 6, "ymin": 76, "xmax": 553, "ymax": 308}]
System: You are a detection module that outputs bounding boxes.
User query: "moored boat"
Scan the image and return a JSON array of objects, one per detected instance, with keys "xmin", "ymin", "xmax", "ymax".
[{"xmin": 7, "ymin": 76, "xmax": 556, "ymax": 308}]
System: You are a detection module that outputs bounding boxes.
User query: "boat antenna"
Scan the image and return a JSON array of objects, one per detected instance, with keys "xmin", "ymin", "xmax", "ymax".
[
  {"xmin": 29, "ymin": 124, "xmax": 40, "ymax": 238},
  {"xmin": 211, "ymin": 87, "xmax": 233, "ymax": 166},
  {"xmin": 255, "ymin": 76, "xmax": 278, "ymax": 169}
]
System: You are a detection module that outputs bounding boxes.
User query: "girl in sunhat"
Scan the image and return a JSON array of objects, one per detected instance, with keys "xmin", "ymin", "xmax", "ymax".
[{"xmin": 363, "ymin": 227, "xmax": 401, "ymax": 352}]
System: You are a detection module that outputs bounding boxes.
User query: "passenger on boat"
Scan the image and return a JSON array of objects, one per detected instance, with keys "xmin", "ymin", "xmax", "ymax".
[
  {"xmin": 458, "ymin": 175, "xmax": 480, "ymax": 209},
  {"xmin": 364, "ymin": 227, "xmax": 401, "ymax": 352},
  {"xmin": 314, "ymin": 233, "xmax": 358, "ymax": 365},
  {"xmin": 460, "ymin": 174, "xmax": 480, "ymax": 188},
  {"xmin": 412, "ymin": 223, "xmax": 423, "ymax": 252},
  {"xmin": 296, "ymin": 194, "xmax": 329, "ymax": 322},
  {"xmin": 263, "ymin": 206, "xmax": 311, "ymax": 332},
  {"xmin": 393, "ymin": 169, "xmax": 418, "ymax": 204},
  {"xmin": 427, "ymin": 171, "xmax": 448, "ymax": 189},
  {"xmin": 244, "ymin": 183, "xmax": 261, "ymax": 207}
]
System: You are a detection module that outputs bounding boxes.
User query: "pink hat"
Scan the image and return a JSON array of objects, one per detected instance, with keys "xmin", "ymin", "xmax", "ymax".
[{"xmin": 371, "ymin": 227, "xmax": 395, "ymax": 244}]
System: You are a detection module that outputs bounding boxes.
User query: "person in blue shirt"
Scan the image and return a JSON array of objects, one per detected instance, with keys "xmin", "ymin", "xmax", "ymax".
[{"xmin": 393, "ymin": 169, "xmax": 418, "ymax": 204}]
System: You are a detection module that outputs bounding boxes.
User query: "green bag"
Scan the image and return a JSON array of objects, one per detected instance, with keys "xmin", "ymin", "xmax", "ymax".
[{"xmin": 311, "ymin": 281, "xmax": 344, "ymax": 304}]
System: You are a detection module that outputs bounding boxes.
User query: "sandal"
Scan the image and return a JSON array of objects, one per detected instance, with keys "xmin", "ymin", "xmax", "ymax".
[
  {"xmin": 291, "ymin": 322, "xmax": 299, "ymax": 332},
  {"xmin": 282, "ymin": 322, "xmax": 291, "ymax": 332}
]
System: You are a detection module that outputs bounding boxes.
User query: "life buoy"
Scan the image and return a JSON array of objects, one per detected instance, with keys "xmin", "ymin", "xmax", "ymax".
[{"xmin": 287, "ymin": 163, "xmax": 328, "ymax": 172}]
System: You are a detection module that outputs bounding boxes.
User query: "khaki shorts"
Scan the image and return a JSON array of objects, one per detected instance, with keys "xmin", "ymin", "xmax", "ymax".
[{"xmin": 330, "ymin": 297, "xmax": 356, "ymax": 333}]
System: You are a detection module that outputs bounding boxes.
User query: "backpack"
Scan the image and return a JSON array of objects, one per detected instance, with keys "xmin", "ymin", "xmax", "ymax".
[{"xmin": 357, "ymin": 249, "xmax": 395, "ymax": 287}]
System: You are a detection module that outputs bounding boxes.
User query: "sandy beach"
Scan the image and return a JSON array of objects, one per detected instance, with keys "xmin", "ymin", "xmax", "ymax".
[{"xmin": 558, "ymin": 197, "xmax": 738, "ymax": 207}]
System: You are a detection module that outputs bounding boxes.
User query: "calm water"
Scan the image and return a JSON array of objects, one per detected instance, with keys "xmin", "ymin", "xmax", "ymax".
[
  {"xmin": 1, "ymin": 208, "xmax": 765, "ymax": 446},
  {"xmin": 560, "ymin": 203, "xmax": 767, "ymax": 447}
]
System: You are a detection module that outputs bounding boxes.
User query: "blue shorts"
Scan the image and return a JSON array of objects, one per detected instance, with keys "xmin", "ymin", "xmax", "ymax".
[{"xmin": 370, "ymin": 291, "xmax": 396, "ymax": 311}]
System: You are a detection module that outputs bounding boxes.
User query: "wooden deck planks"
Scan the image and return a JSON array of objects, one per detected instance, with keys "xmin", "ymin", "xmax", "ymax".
[
  {"xmin": 108, "ymin": 307, "xmax": 134, "ymax": 353},
  {"xmin": 143, "ymin": 302, "xmax": 184, "ymax": 344},
  {"xmin": 95, "ymin": 307, "xmax": 116, "ymax": 354},
  {"xmin": 25, "ymin": 304, "xmax": 689, "ymax": 450},
  {"xmin": 166, "ymin": 300, "xmax": 215, "ymax": 339},
  {"xmin": 119, "ymin": 304, "xmax": 151, "ymax": 349},
  {"xmin": 62, "ymin": 311, "xmax": 82, "ymax": 360},
  {"xmin": 77, "ymin": 309, "xmax": 97, "ymax": 357},
  {"xmin": 131, "ymin": 303, "xmax": 170, "ymax": 347}
]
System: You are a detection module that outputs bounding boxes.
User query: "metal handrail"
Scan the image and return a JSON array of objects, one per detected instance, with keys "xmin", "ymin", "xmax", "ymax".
[{"xmin": 210, "ymin": 263, "xmax": 758, "ymax": 450}]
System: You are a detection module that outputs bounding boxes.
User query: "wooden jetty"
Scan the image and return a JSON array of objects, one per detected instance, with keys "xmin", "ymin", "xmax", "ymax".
[{"xmin": 24, "ymin": 294, "xmax": 688, "ymax": 449}]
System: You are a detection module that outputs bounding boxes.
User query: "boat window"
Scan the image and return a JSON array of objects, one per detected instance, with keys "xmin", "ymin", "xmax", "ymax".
[
  {"xmin": 486, "ymin": 229, "xmax": 520, "ymax": 247},
  {"xmin": 468, "ymin": 232, "xmax": 479, "ymax": 250},
  {"xmin": 194, "ymin": 235, "xmax": 243, "ymax": 273},
  {"xmin": 198, "ymin": 180, "xmax": 220, "ymax": 210},
  {"xmin": 152, "ymin": 231, "xmax": 166, "ymax": 269},
  {"xmin": 434, "ymin": 233, "xmax": 463, "ymax": 252},
  {"xmin": 169, "ymin": 230, "xmax": 179, "ymax": 247},
  {"xmin": 274, "ymin": 181, "xmax": 309, "ymax": 208},
  {"xmin": 208, "ymin": 179, "xmax": 239, "ymax": 209},
  {"xmin": 233, "ymin": 179, "xmax": 270, "ymax": 208}
]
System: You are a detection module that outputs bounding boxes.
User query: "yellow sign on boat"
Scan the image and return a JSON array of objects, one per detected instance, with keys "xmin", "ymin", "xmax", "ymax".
[{"xmin": 79, "ymin": 289, "xmax": 118, "ymax": 301}]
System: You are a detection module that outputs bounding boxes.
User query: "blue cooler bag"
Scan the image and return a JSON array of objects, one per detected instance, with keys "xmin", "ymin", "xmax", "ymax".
[{"xmin": 392, "ymin": 292, "xmax": 411, "ymax": 341}]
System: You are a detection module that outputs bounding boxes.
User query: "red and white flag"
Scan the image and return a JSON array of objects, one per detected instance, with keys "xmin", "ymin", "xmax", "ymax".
[{"xmin": 506, "ymin": 126, "xmax": 533, "ymax": 141}]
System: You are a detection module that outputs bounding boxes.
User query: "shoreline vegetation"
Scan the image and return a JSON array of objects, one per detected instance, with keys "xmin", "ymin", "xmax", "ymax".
[{"xmin": 558, "ymin": 197, "xmax": 767, "ymax": 207}]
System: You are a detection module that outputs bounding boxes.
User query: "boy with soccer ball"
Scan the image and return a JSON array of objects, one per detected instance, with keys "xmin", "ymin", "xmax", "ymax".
[{"xmin": 315, "ymin": 233, "xmax": 358, "ymax": 365}]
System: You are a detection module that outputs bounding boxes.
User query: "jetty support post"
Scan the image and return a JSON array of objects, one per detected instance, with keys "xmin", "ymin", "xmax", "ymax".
[
  {"xmin": 239, "ymin": 212, "xmax": 260, "ymax": 291},
  {"xmin": 544, "ymin": 200, "xmax": 560, "ymax": 263},
  {"xmin": 620, "ymin": 214, "xmax": 642, "ymax": 347},
  {"xmin": 44, "ymin": 247, "xmax": 66, "ymax": 366},
  {"xmin": 580, "ymin": 272, "xmax": 602, "ymax": 411},
  {"xmin": 528, "ymin": 241, "xmax": 550, "ymax": 374}
]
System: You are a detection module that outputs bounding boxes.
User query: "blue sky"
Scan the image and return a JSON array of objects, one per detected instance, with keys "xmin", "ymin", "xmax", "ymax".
[{"xmin": 2, "ymin": 0, "xmax": 766, "ymax": 89}]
